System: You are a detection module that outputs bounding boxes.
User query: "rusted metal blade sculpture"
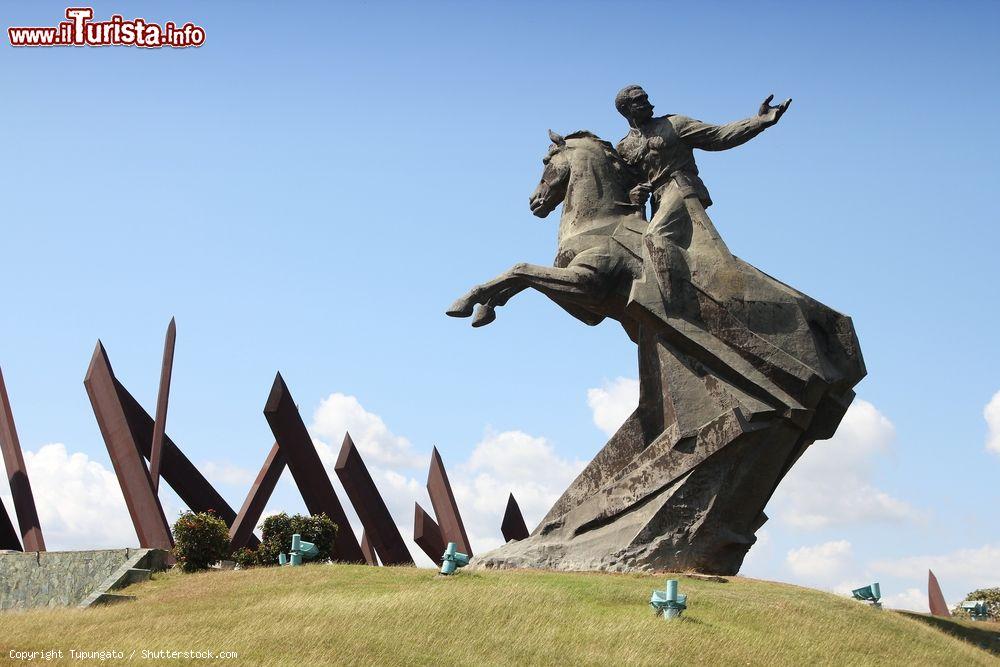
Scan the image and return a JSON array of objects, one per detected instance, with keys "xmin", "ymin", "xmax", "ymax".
[
  {"xmin": 501, "ymin": 493, "xmax": 529, "ymax": 543},
  {"xmin": 115, "ymin": 378, "xmax": 245, "ymax": 536},
  {"xmin": 84, "ymin": 342, "xmax": 173, "ymax": 550},
  {"xmin": 928, "ymin": 569, "xmax": 951, "ymax": 617},
  {"xmin": 426, "ymin": 447, "xmax": 472, "ymax": 556},
  {"xmin": 263, "ymin": 373, "xmax": 364, "ymax": 564},
  {"xmin": 229, "ymin": 442, "xmax": 285, "ymax": 551},
  {"xmin": 0, "ymin": 498, "xmax": 21, "ymax": 551},
  {"xmin": 413, "ymin": 502, "xmax": 446, "ymax": 564},
  {"xmin": 0, "ymin": 367, "xmax": 45, "ymax": 551},
  {"xmin": 149, "ymin": 317, "xmax": 176, "ymax": 493},
  {"xmin": 334, "ymin": 432, "xmax": 413, "ymax": 565},
  {"xmin": 360, "ymin": 530, "xmax": 379, "ymax": 566}
]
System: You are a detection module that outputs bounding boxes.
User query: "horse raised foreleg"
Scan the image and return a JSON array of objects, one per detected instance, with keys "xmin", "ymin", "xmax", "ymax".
[
  {"xmin": 470, "ymin": 285, "xmax": 527, "ymax": 326},
  {"xmin": 447, "ymin": 262, "xmax": 603, "ymax": 327}
]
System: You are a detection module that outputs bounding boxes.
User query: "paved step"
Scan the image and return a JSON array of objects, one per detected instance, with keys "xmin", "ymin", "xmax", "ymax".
[
  {"xmin": 113, "ymin": 568, "xmax": 151, "ymax": 589},
  {"xmin": 77, "ymin": 549, "xmax": 168, "ymax": 609}
]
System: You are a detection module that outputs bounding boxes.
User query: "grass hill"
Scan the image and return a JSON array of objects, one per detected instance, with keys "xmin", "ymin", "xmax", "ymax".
[{"xmin": 2, "ymin": 564, "xmax": 998, "ymax": 665}]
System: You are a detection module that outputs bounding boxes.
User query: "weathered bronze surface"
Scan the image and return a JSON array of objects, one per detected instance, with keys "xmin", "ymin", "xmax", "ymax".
[
  {"xmin": 116, "ymin": 377, "xmax": 245, "ymax": 537},
  {"xmin": 500, "ymin": 493, "xmax": 529, "ymax": 543},
  {"xmin": 450, "ymin": 87, "xmax": 864, "ymax": 574},
  {"xmin": 334, "ymin": 432, "xmax": 413, "ymax": 565},
  {"xmin": 263, "ymin": 373, "xmax": 364, "ymax": 564},
  {"xmin": 0, "ymin": 367, "xmax": 45, "ymax": 551},
  {"xmin": 0, "ymin": 498, "xmax": 21, "ymax": 551},
  {"xmin": 149, "ymin": 317, "xmax": 176, "ymax": 494},
  {"xmin": 413, "ymin": 502, "xmax": 446, "ymax": 564},
  {"xmin": 928, "ymin": 569, "xmax": 951, "ymax": 617},
  {"xmin": 84, "ymin": 343, "xmax": 173, "ymax": 550},
  {"xmin": 426, "ymin": 447, "xmax": 472, "ymax": 557},
  {"xmin": 229, "ymin": 442, "xmax": 284, "ymax": 551},
  {"xmin": 360, "ymin": 530, "xmax": 378, "ymax": 566}
]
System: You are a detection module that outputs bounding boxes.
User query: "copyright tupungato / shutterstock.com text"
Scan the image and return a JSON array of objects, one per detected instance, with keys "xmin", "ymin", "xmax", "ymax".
[{"xmin": 8, "ymin": 648, "xmax": 239, "ymax": 661}]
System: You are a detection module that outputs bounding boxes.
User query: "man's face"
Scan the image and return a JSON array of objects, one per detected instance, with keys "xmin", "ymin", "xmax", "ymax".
[{"xmin": 628, "ymin": 88, "xmax": 654, "ymax": 123}]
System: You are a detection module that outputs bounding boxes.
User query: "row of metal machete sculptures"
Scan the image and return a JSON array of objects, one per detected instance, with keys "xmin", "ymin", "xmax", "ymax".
[
  {"xmin": 0, "ymin": 327, "xmax": 534, "ymax": 565},
  {"xmin": 2, "ymin": 86, "xmax": 866, "ymax": 575}
]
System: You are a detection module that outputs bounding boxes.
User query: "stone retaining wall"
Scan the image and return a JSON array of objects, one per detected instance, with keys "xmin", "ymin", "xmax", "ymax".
[{"xmin": 0, "ymin": 548, "xmax": 147, "ymax": 611}]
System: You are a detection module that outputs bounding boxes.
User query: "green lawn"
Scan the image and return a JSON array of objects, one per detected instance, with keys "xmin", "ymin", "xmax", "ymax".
[{"xmin": 2, "ymin": 564, "xmax": 997, "ymax": 665}]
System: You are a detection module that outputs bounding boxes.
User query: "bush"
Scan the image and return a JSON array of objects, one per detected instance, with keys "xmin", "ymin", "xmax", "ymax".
[
  {"xmin": 231, "ymin": 546, "xmax": 259, "ymax": 570},
  {"xmin": 951, "ymin": 587, "xmax": 1000, "ymax": 620},
  {"xmin": 233, "ymin": 512, "xmax": 338, "ymax": 568},
  {"xmin": 172, "ymin": 510, "xmax": 230, "ymax": 573}
]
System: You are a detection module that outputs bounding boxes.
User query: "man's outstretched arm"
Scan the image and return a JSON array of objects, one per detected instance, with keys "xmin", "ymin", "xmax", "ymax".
[{"xmin": 674, "ymin": 95, "xmax": 791, "ymax": 152}]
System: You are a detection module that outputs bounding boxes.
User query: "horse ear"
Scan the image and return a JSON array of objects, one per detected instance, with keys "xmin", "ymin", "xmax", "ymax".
[{"xmin": 548, "ymin": 129, "xmax": 566, "ymax": 147}]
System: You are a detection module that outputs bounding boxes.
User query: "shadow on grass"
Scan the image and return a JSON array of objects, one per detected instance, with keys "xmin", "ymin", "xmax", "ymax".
[
  {"xmin": 649, "ymin": 613, "xmax": 710, "ymax": 627},
  {"xmin": 679, "ymin": 616, "xmax": 710, "ymax": 627},
  {"xmin": 898, "ymin": 611, "xmax": 1000, "ymax": 657}
]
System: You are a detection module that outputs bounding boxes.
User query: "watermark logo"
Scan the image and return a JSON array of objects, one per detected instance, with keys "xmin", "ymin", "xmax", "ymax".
[{"xmin": 8, "ymin": 7, "xmax": 205, "ymax": 48}]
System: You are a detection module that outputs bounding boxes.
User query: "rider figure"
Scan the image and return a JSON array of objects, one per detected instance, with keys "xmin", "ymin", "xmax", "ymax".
[{"xmin": 615, "ymin": 85, "xmax": 790, "ymax": 248}]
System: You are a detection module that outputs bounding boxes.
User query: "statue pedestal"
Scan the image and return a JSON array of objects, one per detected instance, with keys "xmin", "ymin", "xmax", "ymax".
[{"xmin": 474, "ymin": 255, "xmax": 863, "ymax": 575}]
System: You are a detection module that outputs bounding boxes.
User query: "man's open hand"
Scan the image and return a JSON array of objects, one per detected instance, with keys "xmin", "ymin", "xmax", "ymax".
[{"xmin": 758, "ymin": 94, "xmax": 792, "ymax": 127}]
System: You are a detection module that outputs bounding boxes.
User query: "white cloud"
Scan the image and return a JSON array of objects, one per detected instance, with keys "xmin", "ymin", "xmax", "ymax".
[
  {"xmin": 0, "ymin": 443, "xmax": 136, "ymax": 550},
  {"xmin": 586, "ymin": 377, "xmax": 639, "ymax": 436},
  {"xmin": 311, "ymin": 393, "xmax": 422, "ymax": 468},
  {"xmin": 305, "ymin": 398, "xmax": 436, "ymax": 566},
  {"xmin": 740, "ymin": 529, "xmax": 773, "ymax": 574},
  {"xmin": 770, "ymin": 400, "xmax": 921, "ymax": 529},
  {"xmin": 463, "ymin": 430, "xmax": 583, "ymax": 489},
  {"xmin": 452, "ymin": 429, "xmax": 587, "ymax": 553},
  {"xmin": 786, "ymin": 540, "xmax": 853, "ymax": 579},
  {"xmin": 200, "ymin": 461, "xmax": 254, "ymax": 487},
  {"xmin": 870, "ymin": 544, "xmax": 1000, "ymax": 592},
  {"xmin": 880, "ymin": 587, "xmax": 929, "ymax": 613},
  {"xmin": 984, "ymin": 391, "xmax": 1000, "ymax": 455},
  {"xmin": 299, "ymin": 389, "xmax": 589, "ymax": 566}
]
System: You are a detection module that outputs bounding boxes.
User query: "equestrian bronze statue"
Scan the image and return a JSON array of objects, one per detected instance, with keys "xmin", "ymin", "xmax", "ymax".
[{"xmin": 448, "ymin": 87, "xmax": 864, "ymax": 575}]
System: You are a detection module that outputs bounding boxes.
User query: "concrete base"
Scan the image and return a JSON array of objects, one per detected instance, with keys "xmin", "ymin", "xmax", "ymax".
[{"xmin": 78, "ymin": 550, "xmax": 167, "ymax": 609}]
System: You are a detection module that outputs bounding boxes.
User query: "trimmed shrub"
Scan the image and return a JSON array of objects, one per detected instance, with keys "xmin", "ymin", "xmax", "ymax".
[
  {"xmin": 172, "ymin": 510, "xmax": 230, "ymax": 573},
  {"xmin": 231, "ymin": 546, "xmax": 259, "ymax": 570},
  {"xmin": 951, "ymin": 587, "xmax": 1000, "ymax": 620},
  {"xmin": 233, "ymin": 512, "xmax": 338, "ymax": 568}
]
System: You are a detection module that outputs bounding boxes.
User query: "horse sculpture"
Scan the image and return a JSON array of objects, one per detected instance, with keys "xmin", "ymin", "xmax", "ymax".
[{"xmin": 448, "ymin": 130, "xmax": 865, "ymax": 575}]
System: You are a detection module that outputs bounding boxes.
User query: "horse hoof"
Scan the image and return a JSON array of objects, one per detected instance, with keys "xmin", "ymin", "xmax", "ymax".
[
  {"xmin": 446, "ymin": 296, "xmax": 475, "ymax": 318},
  {"xmin": 471, "ymin": 305, "xmax": 497, "ymax": 327}
]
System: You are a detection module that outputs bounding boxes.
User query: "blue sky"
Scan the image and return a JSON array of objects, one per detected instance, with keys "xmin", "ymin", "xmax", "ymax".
[{"xmin": 1, "ymin": 1, "xmax": 998, "ymax": 610}]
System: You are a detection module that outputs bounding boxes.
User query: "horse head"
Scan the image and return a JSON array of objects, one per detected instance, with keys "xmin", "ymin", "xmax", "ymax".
[
  {"xmin": 529, "ymin": 130, "xmax": 635, "ymax": 222},
  {"xmin": 449, "ymin": 129, "xmax": 640, "ymax": 328},
  {"xmin": 529, "ymin": 130, "xmax": 571, "ymax": 217}
]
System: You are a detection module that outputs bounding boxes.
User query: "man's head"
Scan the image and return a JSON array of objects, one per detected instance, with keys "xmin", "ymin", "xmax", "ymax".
[{"xmin": 615, "ymin": 85, "xmax": 654, "ymax": 126}]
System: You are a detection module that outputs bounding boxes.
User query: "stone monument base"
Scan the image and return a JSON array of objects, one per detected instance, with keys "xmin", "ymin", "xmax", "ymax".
[{"xmin": 0, "ymin": 548, "xmax": 168, "ymax": 611}]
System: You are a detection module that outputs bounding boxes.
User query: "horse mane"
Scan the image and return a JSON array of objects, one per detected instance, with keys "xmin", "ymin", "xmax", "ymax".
[{"xmin": 565, "ymin": 130, "xmax": 630, "ymax": 171}]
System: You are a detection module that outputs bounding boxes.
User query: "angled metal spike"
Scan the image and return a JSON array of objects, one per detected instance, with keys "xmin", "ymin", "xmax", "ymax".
[
  {"xmin": 0, "ymin": 497, "xmax": 22, "ymax": 551},
  {"xmin": 115, "ymin": 378, "xmax": 246, "ymax": 540},
  {"xmin": 149, "ymin": 317, "xmax": 177, "ymax": 493},
  {"xmin": 335, "ymin": 432, "xmax": 413, "ymax": 565},
  {"xmin": 0, "ymin": 366, "xmax": 45, "ymax": 551},
  {"xmin": 360, "ymin": 530, "xmax": 379, "ymax": 566},
  {"xmin": 229, "ymin": 442, "xmax": 285, "ymax": 551},
  {"xmin": 928, "ymin": 569, "xmax": 951, "ymax": 617},
  {"xmin": 501, "ymin": 492, "xmax": 529, "ymax": 542},
  {"xmin": 413, "ymin": 502, "xmax": 446, "ymax": 564},
  {"xmin": 263, "ymin": 373, "xmax": 364, "ymax": 564},
  {"xmin": 84, "ymin": 342, "xmax": 172, "ymax": 550},
  {"xmin": 426, "ymin": 447, "xmax": 472, "ymax": 556}
]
